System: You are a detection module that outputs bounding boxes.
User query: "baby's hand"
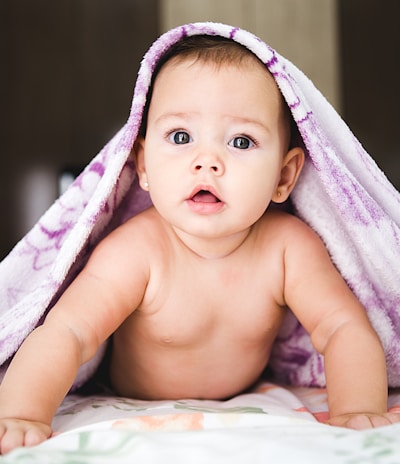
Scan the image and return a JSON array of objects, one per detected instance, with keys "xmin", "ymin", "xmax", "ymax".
[
  {"xmin": 327, "ymin": 412, "xmax": 400, "ymax": 430},
  {"xmin": 0, "ymin": 418, "xmax": 51, "ymax": 454}
]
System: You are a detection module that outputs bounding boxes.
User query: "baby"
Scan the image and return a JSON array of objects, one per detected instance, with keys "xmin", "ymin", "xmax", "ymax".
[{"xmin": 0, "ymin": 34, "xmax": 399, "ymax": 454}]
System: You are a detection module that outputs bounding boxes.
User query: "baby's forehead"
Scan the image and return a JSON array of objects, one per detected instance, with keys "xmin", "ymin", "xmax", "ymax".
[{"xmin": 161, "ymin": 52, "xmax": 283, "ymax": 107}]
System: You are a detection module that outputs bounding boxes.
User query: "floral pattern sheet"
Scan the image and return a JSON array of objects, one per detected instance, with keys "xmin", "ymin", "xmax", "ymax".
[{"xmin": 2, "ymin": 381, "xmax": 400, "ymax": 463}]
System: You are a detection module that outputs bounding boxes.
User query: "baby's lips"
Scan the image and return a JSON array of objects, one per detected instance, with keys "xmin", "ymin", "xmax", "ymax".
[
  {"xmin": 191, "ymin": 190, "xmax": 221, "ymax": 203},
  {"xmin": 188, "ymin": 184, "xmax": 222, "ymax": 203}
]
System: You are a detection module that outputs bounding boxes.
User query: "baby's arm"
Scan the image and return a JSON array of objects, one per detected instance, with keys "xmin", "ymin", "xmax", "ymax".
[
  {"xmin": 0, "ymin": 220, "xmax": 149, "ymax": 453},
  {"xmin": 282, "ymin": 217, "xmax": 400, "ymax": 429},
  {"xmin": 313, "ymin": 302, "xmax": 399, "ymax": 429},
  {"xmin": 0, "ymin": 318, "xmax": 86, "ymax": 453}
]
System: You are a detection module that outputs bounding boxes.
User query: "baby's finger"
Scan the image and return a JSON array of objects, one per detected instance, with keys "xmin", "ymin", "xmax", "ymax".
[
  {"xmin": 24, "ymin": 425, "xmax": 51, "ymax": 448},
  {"xmin": 384, "ymin": 412, "xmax": 400, "ymax": 425},
  {"xmin": 343, "ymin": 414, "xmax": 374, "ymax": 430},
  {"xmin": 0, "ymin": 428, "xmax": 25, "ymax": 455},
  {"xmin": 368, "ymin": 415, "xmax": 393, "ymax": 428}
]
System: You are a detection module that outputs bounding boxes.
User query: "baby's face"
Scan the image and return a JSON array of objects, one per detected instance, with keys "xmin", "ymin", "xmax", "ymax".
[{"xmin": 136, "ymin": 57, "xmax": 290, "ymax": 242}]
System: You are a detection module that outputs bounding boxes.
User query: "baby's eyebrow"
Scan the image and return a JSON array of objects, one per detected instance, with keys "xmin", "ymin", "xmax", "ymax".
[
  {"xmin": 227, "ymin": 116, "xmax": 271, "ymax": 134},
  {"xmin": 157, "ymin": 112, "xmax": 267, "ymax": 125},
  {"xmin": 154, "ymin": 112, "xmax": 193, "ymax": 125},
  {"xmin": 154, "ymin": 112, "xmax": 272, "ymax": 136}
]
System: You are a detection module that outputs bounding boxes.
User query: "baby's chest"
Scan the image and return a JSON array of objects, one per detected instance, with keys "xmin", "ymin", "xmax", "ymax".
[
  {"xmin": 136, "ymin": 242, "xmax": 287, "ymax": 342},
  {"xmin": 139, "ymin": 276, "xmax": 283, "ymax": 347}
]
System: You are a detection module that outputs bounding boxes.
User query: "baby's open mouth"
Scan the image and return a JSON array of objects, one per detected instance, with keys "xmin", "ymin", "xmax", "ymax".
[
  {"xmin": 191, "ymin": 190, "xmax": 221, "ymax": 203},
  {"xmin": 186, "ymin": 187, "xmax": 224, "ymax": 214}
]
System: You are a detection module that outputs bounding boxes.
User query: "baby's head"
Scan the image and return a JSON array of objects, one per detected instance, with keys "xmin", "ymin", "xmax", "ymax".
[{"xmin": 134, "ymin": 34, "xmax": 305, "ymax": 240}]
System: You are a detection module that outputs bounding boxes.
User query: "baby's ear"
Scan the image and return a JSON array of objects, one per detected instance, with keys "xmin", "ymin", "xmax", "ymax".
[
  {"xmin": 272, "ymin": 147, "xmax": 305, "ymax": 203},
  {"xmin": 133, "ymin": 137, "xmax": 149, "ymax": 191}
]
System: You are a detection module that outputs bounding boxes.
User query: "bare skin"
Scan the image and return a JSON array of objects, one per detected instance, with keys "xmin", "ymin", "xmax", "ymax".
[
  {"xmin": 110, "ymin": 208, "xmax": 287, "ymax": 401},
  {"xmin": 0, "ymin": 52, "xmax": 398, "ymax": 454}
]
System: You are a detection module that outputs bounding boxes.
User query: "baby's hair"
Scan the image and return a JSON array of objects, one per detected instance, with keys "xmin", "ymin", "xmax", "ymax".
[
  {"xmin": 156, "ymin": 34, "xmax": 261, "ymax": 70},
  {"xmin": 138, "ymin": 35, "xmax": 298, "ymax": 149}
]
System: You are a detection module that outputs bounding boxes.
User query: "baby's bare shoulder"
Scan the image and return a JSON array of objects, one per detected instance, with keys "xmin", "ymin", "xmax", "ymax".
[
  {"xmin": 110, "ymin": 207, "xmax": 164, "ymax": 242},
  {"xmin": 89, "ymin": 207, "xmax": 164, "ymax": 264},
  {"xmin": 263, "ymin": 211, "xmax": 333, "ymax": 272},
  {"xmin": 121, "ymin": 206, "xmax": 161, "ymax": 229},
  {"xmin": 257, "ymin": 210, "xmax": 327, "ymax": 261},
  {"xmin": 260, "ymin": 209, "xmax": 315, "ymax": 237}
]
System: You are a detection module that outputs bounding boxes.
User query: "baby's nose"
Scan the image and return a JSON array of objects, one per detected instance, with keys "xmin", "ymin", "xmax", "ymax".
[
  {"xmin": 191, "ymin": 152, "xmax": 225, "ymax": 175},
  {"xmin": 194, "ymin": 162, "xmax": 220, "ymax": 172}
]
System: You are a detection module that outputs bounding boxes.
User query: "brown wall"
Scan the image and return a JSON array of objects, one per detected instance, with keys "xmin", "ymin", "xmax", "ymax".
[
  {"xmin": 339, "ymin": 0, "xmax": 400, "ymax": 189},
  {"xmin": 0, "ymin": 0, "xmax": 159, "ymax": 259}
]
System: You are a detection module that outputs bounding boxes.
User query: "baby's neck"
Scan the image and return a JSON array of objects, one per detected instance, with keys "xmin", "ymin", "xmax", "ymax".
[{"xmin": 171, "ymin": 227, "xmax": 254, "ymax": 260}]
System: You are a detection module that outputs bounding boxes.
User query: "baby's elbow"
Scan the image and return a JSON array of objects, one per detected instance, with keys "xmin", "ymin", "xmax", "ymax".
[
  {"xmin": 310, "ymin": 316, "xmax": 354, "ymax": 355},
  {"xmin": 311, "ymin": 315, "xmax": 382, "ymax": 358},
  {"xmin": 44, "ymin": 317, "xmax": 98, "ymax": 366}
]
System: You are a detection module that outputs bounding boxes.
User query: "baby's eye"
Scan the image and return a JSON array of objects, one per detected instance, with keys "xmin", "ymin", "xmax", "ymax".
[
  {"xmin": 229, "ymin": 136, "xmax": 255, "ymax": 150},
  {"xmin": 168, "ymin": 131, "xmax": 192, "ymax": 144}
]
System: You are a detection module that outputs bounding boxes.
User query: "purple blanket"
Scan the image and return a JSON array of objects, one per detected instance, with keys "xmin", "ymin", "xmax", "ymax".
[{"xmin": 1, "ymin": 22, "xmax": 400, "ymax": 388}]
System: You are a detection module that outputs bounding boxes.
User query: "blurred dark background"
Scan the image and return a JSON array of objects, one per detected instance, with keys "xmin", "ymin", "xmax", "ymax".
[
  {"xmin": 339, "ymin": 0, "xmax": 400, "ymax": 188},
  {"xmin": 0, "ymin": 0, "xmax": 399, "ymax": 259},
  {"xmin": 0, "ymin": 0, "xmax": 159, "ymax": 259}
]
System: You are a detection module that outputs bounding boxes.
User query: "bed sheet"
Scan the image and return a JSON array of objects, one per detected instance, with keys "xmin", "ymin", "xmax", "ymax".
[{"xmin": 2, "ymin": 381, "xmax": 400, "ymax": 463}]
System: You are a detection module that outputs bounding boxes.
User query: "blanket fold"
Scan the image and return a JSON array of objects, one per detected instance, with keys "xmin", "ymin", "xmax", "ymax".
[{"xmin": 1, "ymin": 22, "xmax": 399, "ymax": 389}]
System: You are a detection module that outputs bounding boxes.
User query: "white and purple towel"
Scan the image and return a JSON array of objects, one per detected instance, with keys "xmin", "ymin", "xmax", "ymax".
[{"xmin": 1, "ymin": 22, "xmax": 399, "ymax": 389}]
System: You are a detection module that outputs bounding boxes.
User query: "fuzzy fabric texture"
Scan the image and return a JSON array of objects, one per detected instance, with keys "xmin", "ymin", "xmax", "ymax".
[{"xmin": 1, "ymin": 22, "xmax": 399, "ymax": 389}]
